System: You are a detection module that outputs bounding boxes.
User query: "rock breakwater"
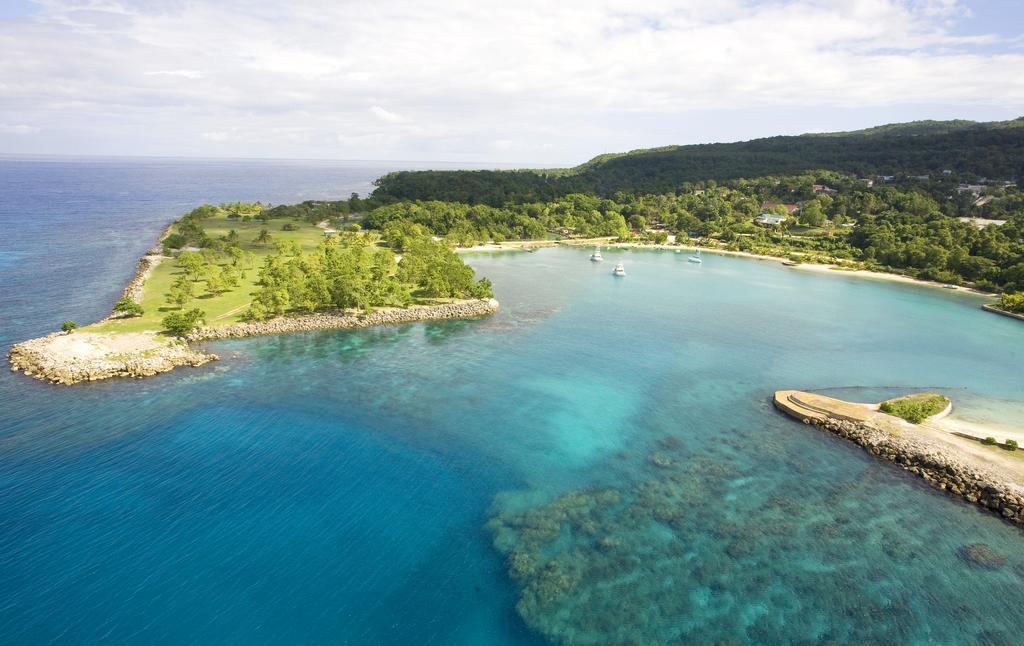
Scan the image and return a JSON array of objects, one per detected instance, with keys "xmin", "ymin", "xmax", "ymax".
[
  {"xmin": 10, "ymin": 300, "xmax": 498, "ymax": 385},
  {"xmin": 774, "ymin": 390, "xmax": 1024, "ymax": 529},
  {"xmin": 983, "ymin": 303, "xmax": 1024, "ymax": 322},
  {"xmin": 188, "ymin": 298, "xmax": 499, "ymax": 341}
]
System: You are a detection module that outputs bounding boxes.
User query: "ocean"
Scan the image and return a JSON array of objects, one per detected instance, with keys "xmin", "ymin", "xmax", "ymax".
[{"xmin": 2, "ymin": 157, "xmax": 1024, "ymax": 644}]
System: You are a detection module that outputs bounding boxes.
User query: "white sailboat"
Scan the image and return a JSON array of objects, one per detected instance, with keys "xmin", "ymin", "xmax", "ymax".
[
  {"xmin": 612, "ymin": 261, "xmax": 626, "ymax": 276},
  {"xmin": 590, "ymin": 247, "xmax": 604, "ymax": 262},
  {"xmin": 688, "ymin": 248, "xmax": 703, "ymax": 264}
]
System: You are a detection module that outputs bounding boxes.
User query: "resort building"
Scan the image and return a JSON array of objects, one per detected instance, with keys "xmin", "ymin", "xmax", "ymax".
[
  {"xmin": 760, "ymin": 201, "xmax": 800, "ymax": 215},
  {"xmin": 757, "ymin": 213, "xmax": 788, "ymax": 225}
]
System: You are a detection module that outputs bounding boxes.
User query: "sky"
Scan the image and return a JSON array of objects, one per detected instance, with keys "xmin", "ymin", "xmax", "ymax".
[{"xmin": 1, "ymin": 0, "xmax": 1023, "ymax": 165}]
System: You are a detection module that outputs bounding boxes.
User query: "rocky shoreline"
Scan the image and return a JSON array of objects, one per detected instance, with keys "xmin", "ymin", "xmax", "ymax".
[
  {"xmin": 983, "ymin": 303, "xmax": 1024, "ymax": 322},
  {"xmin": 103, "ymin": 224, "xmax": 174, "ymax": 321},
  {"xmin": 774, "ymin": 390, "xmax": 1024, "ymax": 528},
  {"xmin": 9, "ymin": 299, "xmax": 500, "ymax": 385},
  {"xmin": 8, "ymin": 332, "xmax": 217, "ymax": 385},
  {"xmin": 187, "ymin": 298, "xmax": 500, "ymax": 341}
]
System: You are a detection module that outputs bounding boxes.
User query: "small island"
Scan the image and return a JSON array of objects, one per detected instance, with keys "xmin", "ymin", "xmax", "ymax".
[
  {"xmin": 9, "ymin": 201, "xmax": 498, "ymax": 384},
  {"xmin": 774, "ymin": 390, "xmax": 1024, "ymax": 526}
]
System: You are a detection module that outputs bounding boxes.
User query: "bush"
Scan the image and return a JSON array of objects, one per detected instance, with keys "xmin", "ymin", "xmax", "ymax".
[
  {"xmin": 982, "ymin": 436, "xmax": 997, "ymax": 445},
  {"xmin": 281, "ymin": 222, "xmax": 299, "ymax": 231},
  {"xmin": 879, "ymin": 393, "xmax": 949, "ymax": 424},
  {"xmin": 999, "ymin": 292, "xmax": 1024, "ymax": 314},
  {"xmin": 112, "ymin": 297, "xmax": 144, "ymax": 317},
  {"xmin": 1007, "ymin": 439, "xmax": 1018, "ymax": 451},
  {"xmin": 61, "ymin": 320, "xmax": 77, "ymax": 332},
  {"xmin": 161, "ymin": 308, "xmax": 206, "ymax": 338},
  {"xmin": 163, "ymin": 233, "xmax": 188, "ymax": 249}
]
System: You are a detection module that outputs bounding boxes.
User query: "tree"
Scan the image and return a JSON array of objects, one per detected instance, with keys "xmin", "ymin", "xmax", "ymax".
[
  {"xmin": 222, "ymin": 265, "xmax": 241, "ymax": 288},
  {"xmin": 167, "ymin": 276, "xmax": 194, "ymax": 308},
  {"xmin": 113, "ymin": 297, "xmax": 144, "ymax": 317},
  {"xmin": 161, "ymin": 308, "xmax": 206, "ymax": 338},
  {"xmin": 205, "ymin": 266, "xmax": 227, "ymax": 296},
  {"xmin": 629, "ymin": 215, "xmax": 648, "ymax": 233},
  {"xmin": 254, "ymin": 229, "xmax": 273, "ymax": 246},
  {"xmin": 999, "ymin": 292, "xmax": 1024, "ymax": 314},
  {"xmin": 177, "ymin": 251, "xmax": 206, "ymax": 281},
  {"xmin": 61, "ymin": 320, "xmax": 77, "ymax": 332},
  {"xmin": 397, "ymin": 237, "xmax": 493, "ymax": 299},
  {"xmin": 799, "ymin": 202, "xmax": 826, "ymax": 228},
  {"xmin": 163, "ymin": 233, "xmax": 187, "ymax": 249}
]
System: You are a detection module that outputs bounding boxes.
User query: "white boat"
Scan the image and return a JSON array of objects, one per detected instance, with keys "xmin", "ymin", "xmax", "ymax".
[
  {"xmin": 688, "ymin": 249, "xmax": 703, "ymax": 264},
  {"xmin": 612, "ymin": 261, "xmax": 626, "ymax": 276},
  {"xmin": 590, "ymin": 247, "xmax": 604, "ymax": 262}
]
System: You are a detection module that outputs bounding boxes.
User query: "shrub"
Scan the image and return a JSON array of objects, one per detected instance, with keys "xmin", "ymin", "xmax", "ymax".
[
  {"xmin": 61, "ymin": 320, "xmax": 77, "ymax": 332},
  {"xmin": 112, "ymin": 297, "xmax": 144, "ymax": 317},
  {"xmin": 1007, "ymin": 439, "xmax": 1018, "ymax": 451},
  {"xmin": 281, "ymin": 222, "xmax": 299, "ymax": 231},
  {"xmin": 879, "ymin": 393, "xmax": 949, "ymax": 424},
  {"xmin": 163, "ymin": 233, "xmax": 187, "ymax": 249},
  {"xmin": 982, "ymin": 436, "xmax": 997, "ymax": 446},
  {"xmin": 161, "ymin": 308, "xmax": 206, "ymax": 338},
  {"xmin": 999, "ymin": 292, "xmax": 1024, "ymax": 314}
]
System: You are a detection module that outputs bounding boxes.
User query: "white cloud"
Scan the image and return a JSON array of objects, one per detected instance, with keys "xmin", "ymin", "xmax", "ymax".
[
  {"xmin": 144, "ymin": 69, "xmax": 204, "ymax": 79},
  {"xmin": 0, "ymin": 124, "xmax": 40, "ymax": 135},
  {"xmin": 0, "ymin": 0, "xmax": 1021, "ymax": 162},
  {"xmin": 370, "ymin": 106, "xmax": 406, "ymax": 123}
]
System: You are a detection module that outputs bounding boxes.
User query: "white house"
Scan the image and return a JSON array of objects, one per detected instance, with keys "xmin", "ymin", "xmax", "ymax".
[{"xmin": 757, "ymin": 213, "xmax": 788, "ymax": 225}]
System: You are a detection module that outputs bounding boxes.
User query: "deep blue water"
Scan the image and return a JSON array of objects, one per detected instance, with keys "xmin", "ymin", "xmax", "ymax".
[{"xmin": 2, "ymin": 158, "xmax": 1024, "ymax": 644}]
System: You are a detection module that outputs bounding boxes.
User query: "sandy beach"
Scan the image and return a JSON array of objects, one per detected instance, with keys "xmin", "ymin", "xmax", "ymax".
[{"xmin": 461, "ymin": 236, "xmax": 999, "ymax": 299}]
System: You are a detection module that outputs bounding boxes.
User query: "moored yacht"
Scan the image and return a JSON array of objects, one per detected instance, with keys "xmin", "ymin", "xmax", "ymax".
[
  {"xmin": 612, "ymin": 261, "xmax": 626, "ymax": 276},
  {"xmin": 590, "ymin": 247, "xmax": 604, "ymax": 262},
  {"xmin": 688, "ymin": 248, "xmax": 703, "ymax": 264}
]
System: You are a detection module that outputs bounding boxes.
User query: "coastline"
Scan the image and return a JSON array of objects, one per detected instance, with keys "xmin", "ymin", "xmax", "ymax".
[
  {"xmin": 774, "ymin": 390, "xmax": 1024, "ymax": 527},
  {"xmin": 9, "ymin": 299, "xmax": 499, "ymax": 385},
  {"xmin": 7, "ymin": 214, "xmax": 501, "ymax": 385},
  {"xmin": 461, "ymin": 237, "xmax": 1000, "ymax": 299},
  {"xmin": 8, "ymin": 331, "xmax": 217, "ymax": 385}
]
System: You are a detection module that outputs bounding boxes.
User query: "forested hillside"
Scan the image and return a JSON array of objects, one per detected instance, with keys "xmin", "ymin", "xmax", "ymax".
[{"xmin": 373, "ymin": 118, "xmax": 1024, "ymax": 205}]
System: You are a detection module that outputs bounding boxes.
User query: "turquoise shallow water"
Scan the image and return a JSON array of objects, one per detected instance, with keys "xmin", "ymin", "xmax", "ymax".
[{"xmin": 3, "ymin": 161, "xmax": 1024, "ymax": 643}]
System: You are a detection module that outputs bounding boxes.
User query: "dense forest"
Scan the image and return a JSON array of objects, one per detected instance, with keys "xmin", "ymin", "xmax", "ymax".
[
  {"xmin": 359, "ymin": 171, "xmax": 1024, "ymax": 292},
  {"xmin": 372, "ymin": 118, "xmax": 1024, "ymax": 205}
]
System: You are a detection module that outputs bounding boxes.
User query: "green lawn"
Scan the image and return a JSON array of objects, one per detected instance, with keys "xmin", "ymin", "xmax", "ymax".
[
  {"xmin": 85, "ymin": 212, "xmax": 338, "ymax": 334},
  {"xmin": 880, "ymin": 393, "xmax": 950, "ymax": 424}
]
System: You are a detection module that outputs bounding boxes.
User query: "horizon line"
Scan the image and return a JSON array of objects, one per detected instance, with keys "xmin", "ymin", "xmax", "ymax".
[{"xmin": 0, "ymin": 151, "xmax": 554, "ymax": 168}]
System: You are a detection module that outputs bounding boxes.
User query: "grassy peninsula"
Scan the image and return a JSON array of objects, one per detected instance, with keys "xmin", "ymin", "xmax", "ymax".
[
  {"xmin": 9, "ymin": 200, "xmax": 498, "ymax": 384},
  {"xmin": 86, "ymin": 202, "xmax": 493, "ymax": 337}
]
